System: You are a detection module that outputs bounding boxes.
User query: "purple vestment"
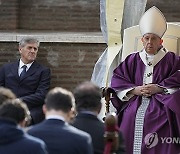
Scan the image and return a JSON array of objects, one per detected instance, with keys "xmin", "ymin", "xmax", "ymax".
[{"xmin": 111, "ymin": 51, "xmax": 180, "ymax": 154}]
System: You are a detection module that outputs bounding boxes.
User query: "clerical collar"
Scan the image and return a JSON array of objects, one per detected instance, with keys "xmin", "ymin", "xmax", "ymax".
[
  {"xmin": 146, "ymin": 52, "xmax": 155, "ymax": 57},
  {"xmin": 146, "ymin": 53, "xmax": 154, "ymax": 62},
  {"xmin": 139, "ymin": 48, "xmax": 167, "ymax": 67}
]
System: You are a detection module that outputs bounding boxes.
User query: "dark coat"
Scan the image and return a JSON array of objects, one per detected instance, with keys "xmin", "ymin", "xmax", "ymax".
[
  {"xmin": 72, "ymin": 113, "xmax": 105, "ymax": 154},
  {"xmin": 0, "ymin": 119, "xmax": 47, "ymax": 154},
  {"xmin": 28, "ymin": 119, "xmax": 93, "ymax": 154},
  {"xmin": 72, "ymin": 113, "xmax": 126, "ymax": 154},
  {"xmin": 0, "ymin": 60, "xmax": 51, "ymax": 124}
]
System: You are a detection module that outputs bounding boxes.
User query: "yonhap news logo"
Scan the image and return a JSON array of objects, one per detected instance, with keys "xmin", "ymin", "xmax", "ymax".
[
  {"xmin": 144, "ymin": 132, "xmax": 158, "ymax": 148},
  {"xmin": 144, "ymin": 132, "xmax": 180, "ymax": 149}
]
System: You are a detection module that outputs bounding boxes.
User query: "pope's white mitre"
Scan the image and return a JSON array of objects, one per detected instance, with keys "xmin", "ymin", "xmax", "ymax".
[{"xmin": 139, "ymin": 6, "xmax": 167, "ymax": 38}]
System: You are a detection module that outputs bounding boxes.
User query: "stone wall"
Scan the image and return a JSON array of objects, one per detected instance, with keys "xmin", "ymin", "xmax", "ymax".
[
  {"xmin": 0, "ymin": 0, "xmax": 104, "ymax": 91},
  {"xmin": 0, "ymin": 0, "xmax": 100, "ymax": 31},
  {"xmin": 0, "ymin": 0, "xmax": 19, "ymax": 30},
  {"xmin": 0, "ymin": 0, "xmax": 179, "ymax": 91},
  {"xmin": 0, "ymin": 40, "xmax": 106, "ymax": 91}
]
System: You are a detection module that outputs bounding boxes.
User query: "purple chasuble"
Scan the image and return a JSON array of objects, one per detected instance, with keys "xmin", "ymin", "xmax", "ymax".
[{"xmin": 111, "ymin": 51, "xmax": 180, "ymax": 154}]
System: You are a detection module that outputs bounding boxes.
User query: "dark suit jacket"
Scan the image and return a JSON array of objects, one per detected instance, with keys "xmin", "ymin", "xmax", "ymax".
[
  {"xmin": 72, "ymin": 113, "xmax": 126, "ymax": 154},
  {"xmin": 28, "ymin": 119, "xmax": 93, "ymax": 154},
  {"xmin": 0, "ymin": 60, "xmax": 51, "ymax": 124},
  {"xmin": 72, "ymin": 113, "xmax": 105, "ymax": 154}
]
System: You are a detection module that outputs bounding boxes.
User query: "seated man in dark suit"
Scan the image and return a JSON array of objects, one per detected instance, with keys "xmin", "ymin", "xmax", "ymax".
[
  {"xmin": 28, "ymin": 87, "xmax": 93, "ymax": 154},
  {"xmin": 0, "ymin": 99, "xmax": 47, "ymax": 154},
  {"xmin": 0, "ymin": 37, "xmax": 51, "ymax": 124}
]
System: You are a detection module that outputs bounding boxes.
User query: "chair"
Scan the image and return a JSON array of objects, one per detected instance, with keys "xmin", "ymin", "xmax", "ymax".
[{"xmin": 122, "ymin": 23, "xmax": 180, "ymax": 61}]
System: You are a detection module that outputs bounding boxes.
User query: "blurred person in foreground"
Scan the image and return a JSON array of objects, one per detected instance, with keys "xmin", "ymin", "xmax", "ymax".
[
  {"xmin": 28, "ymin": 87, "xmax": 93, "ymax": 154},
  {"xmin": 0, "ymin": 99, "xmax": 47, "ymax": 154},
  {"xmin": 72, "ymin": 81, "xmax": 125, "ymax": 154},
  {"xmin": 0, "ymin": 87, "xmax": 16, "ymax": 105}
]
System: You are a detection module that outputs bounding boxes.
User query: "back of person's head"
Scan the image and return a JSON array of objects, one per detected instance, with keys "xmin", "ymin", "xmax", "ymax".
[
  {"xmin": 0, "ymin": 99, "xmax": 31, "ymax": 126},
  {"xmin": 45, "ymin": 87, "xmax": 75, "ymax": 113},
  {"xmin": 19, "ymin": 36, "xmax": 40, "ymax": 47},
  {"xmin": 0, "ymin": 87, "xmax": 16, "ymax": 105},
  {"xmin": 73, "ymin": 81, "xmax": 102, "ymax": 112}
]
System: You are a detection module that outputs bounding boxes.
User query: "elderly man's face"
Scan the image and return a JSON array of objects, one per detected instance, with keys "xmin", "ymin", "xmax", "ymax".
[
  {"xmin": 19, "ymin": 43, "xmax": 39, "ymax": 64},
  {"xmin": 141, "ymin": 33, "xmax": 163, "ymax": 54}
]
